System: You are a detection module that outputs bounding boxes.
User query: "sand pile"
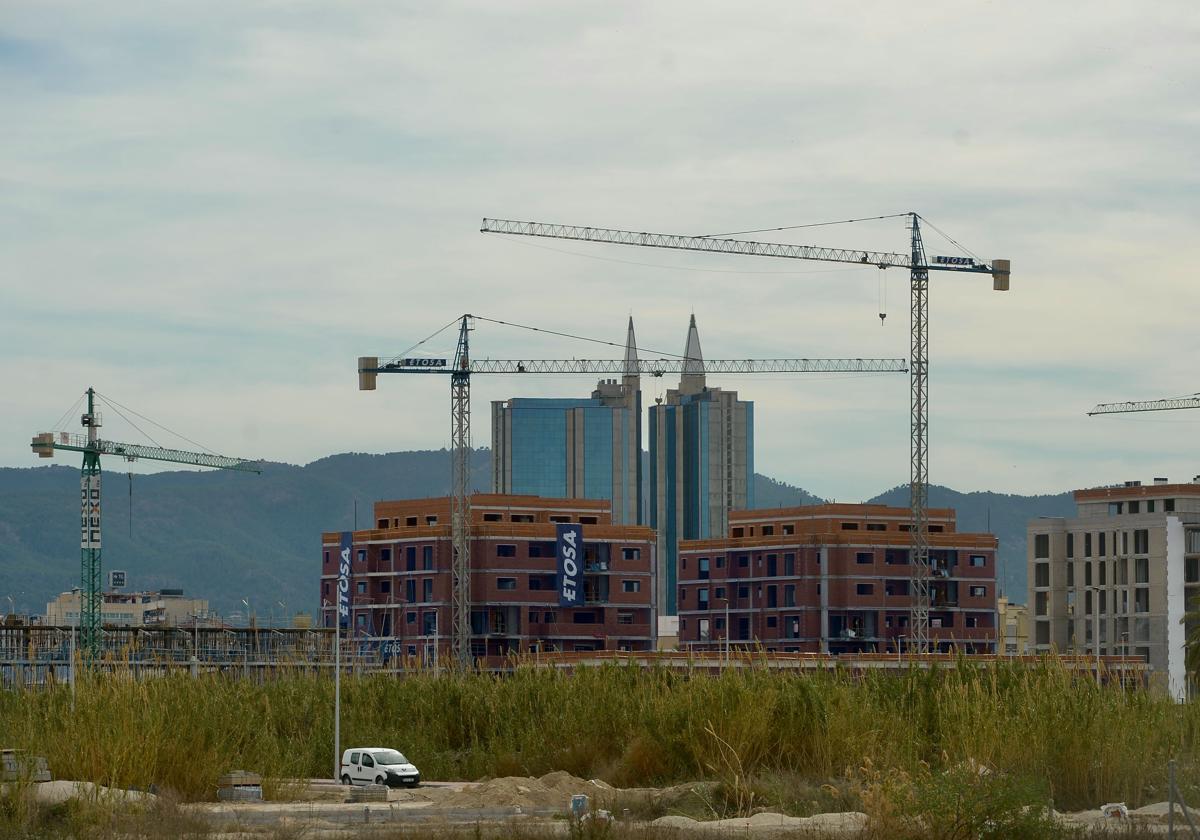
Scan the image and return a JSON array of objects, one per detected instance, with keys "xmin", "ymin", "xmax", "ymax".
[{"xmin": 439, "ymin": 772, "xmax": 612, "ymax": 811}]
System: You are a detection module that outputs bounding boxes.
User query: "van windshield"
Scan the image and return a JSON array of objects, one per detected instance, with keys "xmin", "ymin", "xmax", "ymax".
[{"xmin": 373, "ymin": 750, "xmax": 407, "ymax": 765}]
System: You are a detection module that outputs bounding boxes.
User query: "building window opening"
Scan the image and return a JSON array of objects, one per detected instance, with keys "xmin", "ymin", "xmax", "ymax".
[{"xmin": 1034, "ymin": 534, "xmax": 1050, "ymax": 559}]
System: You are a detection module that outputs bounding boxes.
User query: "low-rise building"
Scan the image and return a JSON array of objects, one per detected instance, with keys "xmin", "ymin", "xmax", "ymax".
[
  {"xmin": 997, "ymin": 596, "xmax": 1031, "ymax": 655},
  {"xmin": 319, "ymin": 494, "xmax": 656, "ymax": 664},
  {"xmin": 677, "ymin": 503, "xmax": 998, "ymax": 654},
  {"xmin": 44, "ymin": 588, "xmax": 213, "ymax": 627},
  {"xmin": 1027, "ymin": 478, "xmax": 1200, "ymax": 700}
]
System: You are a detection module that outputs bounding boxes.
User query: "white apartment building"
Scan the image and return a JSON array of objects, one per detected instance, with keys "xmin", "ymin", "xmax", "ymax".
[
  {"xmin": 44, "ymin": 588, "xmax": 214, "ymax": 628},
  {"xmin": 1028, "ymin": 478, "xmax": 1200, "ymax": 700}
]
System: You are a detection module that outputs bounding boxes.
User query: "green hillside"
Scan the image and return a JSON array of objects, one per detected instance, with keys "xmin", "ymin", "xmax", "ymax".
[
  {"xmin": 0, "ymin": 451, "xmax": 1065, "ymax": 617},
  {"xmin": 0, "ymin": 450, "xmax": 491, "ymax": 620}
]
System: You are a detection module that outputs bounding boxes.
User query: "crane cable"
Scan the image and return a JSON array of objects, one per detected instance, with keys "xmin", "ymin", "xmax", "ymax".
[
  {"xmin": 93, "ymin": 393, "xmax": 166, "ymax": 449},
  {"xmin": 50, "ymin": 392, "xmax": 87, "ymax": 433},
  {"xmin": 385, "ymin": 315, "xmax": 466, "ymax": 366},
  {"xmin": 916, "ymin": 214, "xmax": 985, "ymax": 263},
  {"xmin": 693, "ymin": 212, "xmax": 912, "ymax": 239},
  {"xmin": 95, "ymin": 391, "xmax": 224, "ymax": 455},
  {"xmin": 472, "ymin": 315, "xmax": 689, "ymax": 360}
]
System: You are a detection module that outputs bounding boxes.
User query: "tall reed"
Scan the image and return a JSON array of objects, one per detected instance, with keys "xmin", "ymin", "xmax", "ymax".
[{"xmin": 1, "ymin": 659, "xmax": 1195, "ymax": 808}]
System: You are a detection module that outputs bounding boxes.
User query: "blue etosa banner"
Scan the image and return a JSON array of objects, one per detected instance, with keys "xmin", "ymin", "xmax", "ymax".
[
  {"xmin": 556, "ymin": 522, "xmax": 583, "ymax": 608},
  {"xmin": 338, "ymin": 531, "xmax": 352, "ymax": 629}
]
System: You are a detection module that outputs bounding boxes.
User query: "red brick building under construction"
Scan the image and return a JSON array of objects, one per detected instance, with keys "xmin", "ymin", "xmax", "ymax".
[
  {"xmin": 320, "ymin": 494, "xmax": 656, "ymax": 664},
  {"xmin": 677, "ymin": 503, "xmax": 998, "ymax": 654}
]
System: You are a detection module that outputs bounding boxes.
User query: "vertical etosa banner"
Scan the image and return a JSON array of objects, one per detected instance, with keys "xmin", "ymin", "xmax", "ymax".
[
  {"xmin": 557, "ymin": 522, "xmax": 583, "ymax": 608},
  {"xmin": 338, "ymin": 531, "xmax": 352, "ymax": 629}
]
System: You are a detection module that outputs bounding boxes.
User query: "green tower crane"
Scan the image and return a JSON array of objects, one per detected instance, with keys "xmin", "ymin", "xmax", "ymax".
[{"xmin": 31, "ymin": 388, "xmax": 261, "ymax": 660}]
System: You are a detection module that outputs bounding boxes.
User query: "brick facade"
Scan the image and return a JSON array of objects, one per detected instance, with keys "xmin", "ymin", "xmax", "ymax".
[
  {"xmin": 677, "ymin": 503, "xmax": 998, "ymax": 654},
  {"xmin": 320, "ymin": 494, "xmax": 655, "ymax": 666}
]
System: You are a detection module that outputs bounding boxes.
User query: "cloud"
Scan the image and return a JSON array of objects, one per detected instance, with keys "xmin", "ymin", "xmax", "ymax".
[{"xmin": 1, "ymin": 0, "xmax": 1198, "ymax": 501}]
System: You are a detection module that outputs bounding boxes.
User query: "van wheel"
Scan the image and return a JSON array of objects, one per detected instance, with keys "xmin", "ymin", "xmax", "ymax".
[
  {"xmin": 376, "ymin": 776, "xmax": 386, "ymax": 786},
  {"xmin": 341, "ymin": 775, "xmax": 351, "ymax": 785}
]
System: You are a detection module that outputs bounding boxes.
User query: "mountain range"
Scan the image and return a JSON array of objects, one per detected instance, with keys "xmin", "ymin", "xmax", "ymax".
[{"xmin": 0, "ymin": 450, "xmax": 1074, "ymax": 618}]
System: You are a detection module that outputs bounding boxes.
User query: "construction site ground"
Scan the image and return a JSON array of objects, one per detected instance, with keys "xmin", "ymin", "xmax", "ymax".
[{"xmin": 23, "ymin": 772, "xmax": 1195, "ymax": 837}]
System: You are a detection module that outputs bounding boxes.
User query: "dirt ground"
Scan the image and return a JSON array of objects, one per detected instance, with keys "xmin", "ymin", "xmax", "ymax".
[{"xmin": 22, "ymin": 773, "xmax": 1192, "ymax": 838}]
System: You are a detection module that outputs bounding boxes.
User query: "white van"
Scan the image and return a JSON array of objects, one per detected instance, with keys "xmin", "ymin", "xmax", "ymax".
[{"xmin": 339, "ymin": 748, "xmax": 421, "ymax": 787}]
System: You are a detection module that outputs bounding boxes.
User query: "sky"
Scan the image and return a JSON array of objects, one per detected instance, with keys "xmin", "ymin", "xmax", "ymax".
[{"xmin": 1, "ymin": 1, "xmax": 1198, "ymax": 502}]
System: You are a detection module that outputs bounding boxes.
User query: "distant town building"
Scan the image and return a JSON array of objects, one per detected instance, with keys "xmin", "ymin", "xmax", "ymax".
[
  {"xmin": 997, "ymin": 596, "xmax": 1030, "ymax": 656},
  {"xmin": 319, "ymin": 494, "xmax": 656, "ymax": 665},
  {"xmin": 491, "ymin": 319, "xmax": 642, "ymax": 525},
  {"xmin": 44, "ymin": 588, "xmax": 214, "ymax": 627},
  {"xmin": 677, "ymin": 503, "xmax": 998, "ymax": 654},
  {"xmin": 1027, "ymin": 478, "xmax": 1200, "ymax": 699},
  {"xmin": 649, "ymin": 315, "xmax": 754, "ymax": 613}
]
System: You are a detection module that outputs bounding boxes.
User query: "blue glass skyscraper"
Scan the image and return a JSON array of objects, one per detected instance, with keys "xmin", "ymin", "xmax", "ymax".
[
  {"xmin": 649, "ymin": 315, "xmax": 754, "ymax": 614},
  {"xmin": 491, "ymin": 319, "xmax": 643, "ymax": 525}
]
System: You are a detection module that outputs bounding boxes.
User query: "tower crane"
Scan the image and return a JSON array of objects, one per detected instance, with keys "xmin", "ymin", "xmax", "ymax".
[
  {"xmin": 1089, "ymin": 395, "xmax": 1200, "ymax": 415},
  {"xmin": 358, "ymin": 314, "xmax": 908, "ymax": 668},
  {"xmin": 31, "ymin": 388, "xmax": 261, "ymax": 659},
  {"xmin": 480, "ymin": 214, "xmax": 1011, "ymax": 654}
]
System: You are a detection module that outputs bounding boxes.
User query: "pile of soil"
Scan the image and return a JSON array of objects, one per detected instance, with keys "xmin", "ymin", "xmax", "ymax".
[{"xmin": 439, "ymin": 772, "xmax": 612, "ymax": 811}]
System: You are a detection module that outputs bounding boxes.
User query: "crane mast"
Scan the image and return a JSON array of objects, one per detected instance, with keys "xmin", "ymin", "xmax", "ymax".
[
  {"xmin": 360, "ymin": 318, "xmax": 907, "ymax": 666},
  {"xmin": 81, "ymin": 389, "xmax": 102, "ymax": 660},
  {"xmin": 480, "ymin": 214, "xmax": 1010, "ymax": 654},
  {"xmin": 31, "ymin": 387, "xmax": 260, "ymax": 659},
  {"xmin": 908, "ymin": 217, "xmax": 931, "ymax": 654},
  {"xmin": 449, "ymin": 318, "xmax": 472, "ymax": 669}
]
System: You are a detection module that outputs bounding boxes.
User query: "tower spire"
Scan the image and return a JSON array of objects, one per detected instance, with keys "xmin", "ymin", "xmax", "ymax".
[
  {"xmin": 679, "ymin": 313, "xmax": 706, "ymax": 395},
  {"xmin": 624, "ymin": 316, "xmax": 638, "ymax": 378}
]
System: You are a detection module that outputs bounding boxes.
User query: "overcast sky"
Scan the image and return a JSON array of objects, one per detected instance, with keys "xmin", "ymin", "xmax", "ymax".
[{"xmin": 2, "ymin": 1, "xmax": 1198, "ymax": 501}]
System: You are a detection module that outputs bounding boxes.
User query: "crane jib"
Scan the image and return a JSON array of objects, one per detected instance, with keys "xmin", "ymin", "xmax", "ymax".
[{"xmin": 368, "ymin": 359, "xmax": 909, "ymax": 375}]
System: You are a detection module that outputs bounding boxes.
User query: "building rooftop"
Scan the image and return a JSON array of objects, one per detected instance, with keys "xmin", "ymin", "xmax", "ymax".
[{"xmin": 1074, "ymin": 479, "xmax": 1200, "ymax": 502}]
